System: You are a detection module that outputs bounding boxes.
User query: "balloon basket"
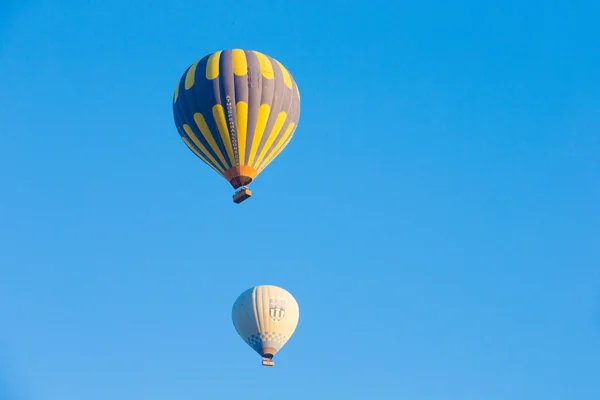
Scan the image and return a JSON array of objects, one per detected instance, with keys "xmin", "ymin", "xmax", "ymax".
[
  {"xmin": 233, "ymin": 187, "xmax": 252, "ymax": 204},
  {"xmin": 261, "ymin": 357, "xmax": 275, "ymax": 367}
]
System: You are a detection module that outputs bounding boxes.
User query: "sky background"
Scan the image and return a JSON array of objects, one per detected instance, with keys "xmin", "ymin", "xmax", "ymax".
[{"xmin": 1, "ymin": 0, "xmax": 599, "ymax": 399}]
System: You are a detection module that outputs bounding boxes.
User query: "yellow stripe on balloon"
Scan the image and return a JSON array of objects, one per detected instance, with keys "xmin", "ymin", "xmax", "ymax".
[
  {"xmin": 232, "ymin": 49, "xmax": 248, "ymax": 76},
  {"xmin": 257, "ymin": 122, "xmax": 295, "ymax": 172},
  {"xmin": 174, "ymin": 78, "xmax": 180, "ymax": 103},
  {"xmin": 193, "ymin": 112, "xmax": 228, "ymax": 170},
  {"xmin": 206, "ymin": 51, "xmax": 222, "ymax": 80},
  {"xmin": 182, "ymin": 137, "xmax": 223, "ymax": 176},
  {"xmin": 253, "ymin": 51, "xmax": 274, "ymax": 80},
  {"xmin": 236, "ymin": 101, "xmax": 248, "ymax": 166},
  {"xmin": 275, "ymin": 60, "xmax": 292, "ymax": 89},
  {"xmin": 254, "ymin": 111, "xmax": 287, "ymax": 169},
  {"xmin": 185, "ymin": 60, "xmax": 199, "ymax": 90},
  {"xmin": 182, "ymin": 125, "xmax": 225, "ymax": 174},
  {"xmin": 212, "ymin": 104, "xmax": 235, "ymax": 167},
  {"xmin": 247, "ymin": 104, "xmax": 271, "ymax": 167}
]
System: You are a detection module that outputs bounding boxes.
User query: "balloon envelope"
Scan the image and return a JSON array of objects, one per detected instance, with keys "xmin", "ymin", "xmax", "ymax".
[
  {"xmin": 232, "ymin": 285, "xmax": 299, "ymax": 364},
  {"xmin": 172, "ymin": 49, "xmax": 301, "ymax": 189}
]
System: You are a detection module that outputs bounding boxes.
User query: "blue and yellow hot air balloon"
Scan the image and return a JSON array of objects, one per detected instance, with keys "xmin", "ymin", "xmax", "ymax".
[{"xmin": 172, "ymin": 49, "xmax": 301, "ymax": 204}]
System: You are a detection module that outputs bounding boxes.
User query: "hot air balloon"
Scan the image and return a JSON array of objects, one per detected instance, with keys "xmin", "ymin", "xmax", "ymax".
[
  {"xmin": 232, "ymin": 285, "xmax": 299, "ymax": 367},
  {"xmin": 172, "ymin": 49, "xmax": 301, "ymax": 204}
]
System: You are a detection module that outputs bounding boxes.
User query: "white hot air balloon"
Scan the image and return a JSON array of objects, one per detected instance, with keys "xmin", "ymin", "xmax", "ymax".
[{"xmin": 232, "ymin": 285, "xmax": 300, "ymax": 367}]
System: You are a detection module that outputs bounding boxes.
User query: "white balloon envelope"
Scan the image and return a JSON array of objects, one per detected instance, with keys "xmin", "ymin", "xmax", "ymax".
[{"xmin": 232, "ymin": 285, "xmax": 300, "ymax": 367}]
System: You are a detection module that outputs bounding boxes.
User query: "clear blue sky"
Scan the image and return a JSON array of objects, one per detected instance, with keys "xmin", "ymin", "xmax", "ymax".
[{"xmin": 1, "ymin": 0, "xmax": 599, "ymax": 399}]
